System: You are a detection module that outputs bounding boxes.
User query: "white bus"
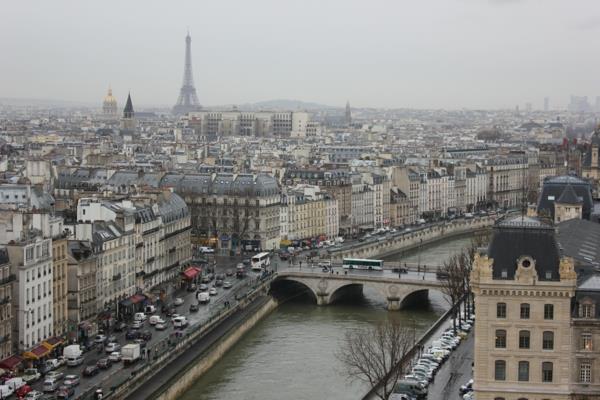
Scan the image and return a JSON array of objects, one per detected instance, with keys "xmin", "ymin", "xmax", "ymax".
[
  {"xmin": 342, "ymin": 258, "xmax": 384, "ymax": 271},
  {"xmin": 251, "ymin": 252, "xmax": 271, "ymax": 271}
]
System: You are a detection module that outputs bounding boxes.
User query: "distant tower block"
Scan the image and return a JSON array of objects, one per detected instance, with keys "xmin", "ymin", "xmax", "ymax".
[
  {"xmin": 102, "ymin": 86, "xmax": 118, "ymax": 118},
  {"xmin": 173, "ymin": 32, "xmax": 202, "ymax": 115},
  {"xmin": 345, "ymin": 100, "xmax": 352, "ymax": 126}
]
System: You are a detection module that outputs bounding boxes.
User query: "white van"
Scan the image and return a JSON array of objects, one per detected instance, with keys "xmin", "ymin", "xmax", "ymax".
[
  {"xmin": 198, "ymin": 292, "xmax": 210, "ymax": 304},
  {"xmin": 5, "ymin": 377, "xmax": 25, "ymax": 391},
  {"xmin": 149, "ymin": 315, "xmax": 164, "ymax": 325},
  {"xmin": 172, "ymin": 316, "xmax": 188, "ymax": 328},
  {"xmin": 145, "ymin": 305, "xmax": 156, "ymax": 314},
  {"xmin": 134, "ymin": 312, "xmax": 147, "ymax": 322},
  {"xmin": 0, "ymin": 385, "xmax": 13, "ymax": 398}
]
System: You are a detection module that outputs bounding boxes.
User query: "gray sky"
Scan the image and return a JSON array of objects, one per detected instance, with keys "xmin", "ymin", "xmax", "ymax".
[{"xmin": 2, "ymin": 0, "xmax": 600, "ymax": 109}]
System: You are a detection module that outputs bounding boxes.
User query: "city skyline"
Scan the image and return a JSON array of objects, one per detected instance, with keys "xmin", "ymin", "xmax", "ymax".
[{"xmin": 2, "ymin": 0, "xmax": 600, "ymax": 110}]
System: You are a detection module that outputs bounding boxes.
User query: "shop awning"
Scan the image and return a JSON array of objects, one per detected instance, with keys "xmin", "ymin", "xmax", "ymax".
[
  {"xmin": 181, "ymin": 266, "xmax": 201, "ymax": 280},
  {"xmin": 0, "ymin": 355, "xmax": 23, "ymax": 370},
  {"xmin": 42, "ymin": 337, "xmax": 63, "ymax": 351},
  {"xmin": 120, "ymin": 294, "xmax": 146, "ymax": 308},
  {"xmin": 23, "ymin": 344, "xmax": 50, "ymax": 360}
]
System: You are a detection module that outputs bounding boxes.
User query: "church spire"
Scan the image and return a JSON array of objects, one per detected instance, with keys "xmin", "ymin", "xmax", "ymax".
[{"xmin": 123, "ymin": 92, "xmax": 134, "ymax": 118}]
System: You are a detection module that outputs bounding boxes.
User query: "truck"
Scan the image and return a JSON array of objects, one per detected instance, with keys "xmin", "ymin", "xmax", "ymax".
[
  {"xmin": 121, "ymin": 343, "xmax": 141, "ymax": 365},
  {"xmin": 63, "ymin": 344, "xmax": 83, "ymax": 367}
]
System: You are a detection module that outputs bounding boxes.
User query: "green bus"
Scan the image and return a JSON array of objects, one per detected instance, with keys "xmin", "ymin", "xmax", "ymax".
[{"xmin": 342, "ymin": 258, "xmax": 384, "ymax": 271}]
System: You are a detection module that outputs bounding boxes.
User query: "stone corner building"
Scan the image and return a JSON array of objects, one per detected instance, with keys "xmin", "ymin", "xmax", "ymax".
[{"xmin": 470, "ymin": 216, "xmax": 577, "ymax": 400}]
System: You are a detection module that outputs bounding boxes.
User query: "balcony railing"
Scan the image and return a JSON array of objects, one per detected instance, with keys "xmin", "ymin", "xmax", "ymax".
[{"xmin": 0, "ymin": 275, "xmax": 16, "ymax": 286}]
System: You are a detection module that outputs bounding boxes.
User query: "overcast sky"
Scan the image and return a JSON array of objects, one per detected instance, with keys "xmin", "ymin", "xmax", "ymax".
[{"xmin": 2, "ymin": 0, "xmax": 600, "ymax": 109}]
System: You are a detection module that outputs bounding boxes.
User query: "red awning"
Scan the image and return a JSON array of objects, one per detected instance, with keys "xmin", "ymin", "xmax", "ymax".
[
  {"xmin": 0, "ymin": 355, "xmax": 23, "ymax": 370},
  {"xmin": 131, "ymin": 294, "xmax": 146, "ymax": 304},
  {"xmin": 182, "ymin": 266, "xmax": 201, "ymax": 280},
  {"xmin": 23, "ymin": 344, "xmax": 50, "ymax": 360}
]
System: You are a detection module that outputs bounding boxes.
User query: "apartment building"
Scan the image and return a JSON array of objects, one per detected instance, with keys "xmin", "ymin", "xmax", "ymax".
[{"xmin": 0, "ymin": 250, "xmax": 13, "ymax": 360}]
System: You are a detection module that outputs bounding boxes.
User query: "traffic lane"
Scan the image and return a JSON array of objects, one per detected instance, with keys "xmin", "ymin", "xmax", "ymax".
[
  {"xmin": 281, "ymin": 264, "xmax": 439, "ymax": 281},
  {"xmin": 426, "ymin": 332, "xmax": 474, "ymax": 399},
  {"xmin": 31, "ymin": 274, "xmax": 252, "ymax": 397}
]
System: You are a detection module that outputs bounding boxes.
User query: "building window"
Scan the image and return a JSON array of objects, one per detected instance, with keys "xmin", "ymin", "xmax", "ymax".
[
  {"xmin": 542, "ymin": 331, "xmax": 554, "ymax": 350},
  {"xmin": 519, "ymin": 330, "xmax": 530, "ymax": 349},
  {"xmin": 542, "ymin": 362, "xmax": 553, "ymax": 382},
  {"xmin": 581, "ymin": 333, "xmax": 593, "ymax": 351},
  {"xmin": 520, "ymin": 303, "xmax": 530, "ymax": 319},
  {"xmin": 497, "ymin": 302, "xmax": 507, "ymax": 318},
  {"xmin": 580, "ymin": 360, "xmax": 592, "ymax": 383},
  {"xmin": 544, "ymin": 304, "xmax": 554, "ymax": 320},
  {"xmin": 495, "ymin": 330, "xmax": 507, "ymax": 348},
  {"xmin": 518, "ymin": 361, "xmax": 530, "ymax": 381},
  {"xmin": 495, "ymin": 360, "xmax": 506, "ymax": 381},
  {"xmin": 581, "ymin": 303, "xmax": 594, "ymax": 318}
]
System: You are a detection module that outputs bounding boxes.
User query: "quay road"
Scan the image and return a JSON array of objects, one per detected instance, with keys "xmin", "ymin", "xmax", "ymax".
[{"xmin": 29, "ymin": 255, "xmax": 254, "ymax": 399}]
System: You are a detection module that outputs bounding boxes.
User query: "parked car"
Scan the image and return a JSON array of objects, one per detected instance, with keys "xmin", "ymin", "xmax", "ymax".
[
  {"xmin": 25, "ymin": 390, "xmax": 43, "ymax": 399},
  {"xmin": 198, "ymin": 246, "xmax": 214, "ymax": 254},
  {"xmin": 22, "ymin": 368, "xmax": 41, "ymax": 384},
  {"xmin": 114, "ymin": 321, "xmax": 127, "ymax": 332},
  {"xmin": 45, "ymin": 371, "xmax": 63, "ymax": 381},
  {"xmin": 63, "ymin": 375, "xmax": 80, "ymax": 388},
  {"xmin": 108, "ymin": 352, "xmax": 121, "ymax": 362},
  {"xmin": 82, "ymin": 365, "xmax": 99, "ymax": 377},
  {"xmin": 96, "ymin": 358, "xmax": 112, "ymax": 370},
  {"xmin": 56, "ymin": 385, "xmax": 75, "ymax": 399},
  {"xmin": 105, "ymin": 342, "xmax": 121, "ymax": 353},
  {"xmin": 174, "ymin": 297, "xmax": 184, "ymax": 306},
  {"xmin": 126, "ymin": 330, "xmax": 140, "ymax": 340},
  {"xmin": 223, "ymin": 281, "xmax": 232, "ymax": 289},
  {"xmin": 459, "ymin": 379, "xmax": 473, "ymax": 395},
  {"xmin": 209, "ymin": 287, "xmax": 217, "ymax": 296}
]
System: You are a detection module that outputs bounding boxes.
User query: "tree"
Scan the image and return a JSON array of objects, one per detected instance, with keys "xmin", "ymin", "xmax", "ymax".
[
  {"xmin": 336, "ymin": 322, "xmax": 414, "ymax": 400},
  {"xmin": 439, "ymin": 254, "xmax": 466, "ymax": 333}
]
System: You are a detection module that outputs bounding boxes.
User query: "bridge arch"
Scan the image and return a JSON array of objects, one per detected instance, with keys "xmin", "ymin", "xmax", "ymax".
[{"xmin": 270, "ymin": 277, "xmax": 317, "ymax": 304}]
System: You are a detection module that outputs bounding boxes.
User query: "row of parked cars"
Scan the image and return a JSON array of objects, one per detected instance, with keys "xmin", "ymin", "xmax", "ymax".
[{"xmin": 388, "ymin": 314, "xmax": 474, "ymax": 400}]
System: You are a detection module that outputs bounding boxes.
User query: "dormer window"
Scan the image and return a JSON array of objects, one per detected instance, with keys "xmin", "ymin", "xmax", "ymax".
[{"xmin": 580, "ymin": 303, "xmax": 595, "ymax": 318}]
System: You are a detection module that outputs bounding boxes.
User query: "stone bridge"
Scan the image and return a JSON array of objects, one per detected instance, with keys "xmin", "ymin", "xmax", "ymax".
[{"xmin": 273, "ymin": 270, "xmax": 444, "ymax": 311}]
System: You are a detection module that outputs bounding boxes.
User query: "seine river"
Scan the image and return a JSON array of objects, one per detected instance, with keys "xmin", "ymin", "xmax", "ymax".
[{"xmin": 180, "ymin": 235, "xmax": 474, "ymax": 400}]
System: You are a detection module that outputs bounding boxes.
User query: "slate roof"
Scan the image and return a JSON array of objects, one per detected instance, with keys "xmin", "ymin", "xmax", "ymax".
[
  {"xmin": 488, "ymin": 216, "xmax": 560, "ymax": 281},
  {"xmin": 557, "ymin": 218, "xmax": 600, "ymax": 268},
  {"xmin": 537, "ymin": 176, "xmax": 593, "ymax": 220},
  {"xmin": 159, "ymin": 173, "xmax": 279, "ymax": 197},
  {"xmin": 156, "ymin": 192, "xmax": 189, "ymax": 224},
  {"xmin": 556, "ymin": 184, "xmax": 581, "ymax": 205}
]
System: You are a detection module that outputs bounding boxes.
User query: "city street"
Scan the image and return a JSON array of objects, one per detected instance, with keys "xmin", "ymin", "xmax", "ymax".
[
  {"xmin": 426, "ymin": 332, "xmax": 474, "ymax": 399},
  {"xmin": 28, "ymin": 255, "xmax": 256, "ymax": 398}
]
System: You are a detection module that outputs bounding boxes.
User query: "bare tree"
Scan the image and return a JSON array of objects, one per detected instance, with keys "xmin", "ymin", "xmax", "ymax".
[
  {"xmin": 336, "ymin": 322, "xmax": 414, "ymax": 400},
  {"xmin": 439, "ymin": 253, "xmax": 470, "ymax": 333}
]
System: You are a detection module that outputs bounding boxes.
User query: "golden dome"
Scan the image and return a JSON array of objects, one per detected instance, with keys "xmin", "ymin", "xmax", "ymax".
[{"xmin": 103, "ymin": 87, "xmax": 117, "ymax": 105}]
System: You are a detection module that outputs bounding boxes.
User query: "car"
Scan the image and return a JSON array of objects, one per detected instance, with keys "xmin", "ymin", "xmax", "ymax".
[
  {"xmin": 199, "ymin": 284, "xmax": 209, "ymax": 292},
  {"xmin": 189, "ymin": 303, "xmax": 199, "ymax": 312},
  {"xmin": 459, "ymin": 379, "xmax": 473, "ymax": 394},
  {"xmin": 174, "ymin": 297, "xmax": 184, "ymax": 306},
  {"xmin": 25, "ymin": 390, "xmax": 44, "ymax": 399},
  {"xmin": 108, "ymin": 352, "xmax": 121, "ymax": 362},
  {"xmin": 225, "ymin": 268, "xmax": 234, "ymax": 277},
  {"xmin": 126, "ymin": 330, "xmax": 140, "ymax": 340},
  {"xmin": 93, "ymin": 334, "xmax": 107, "ymax": 345},
  {"xmin": 223, "ymin": 281, "xmax": 232, "ymax": 289},
  {"xmin": 145, "ymin": 305, "xmax": 157, "ymax": 314},
  {"xmin": 82, "ymin": 365, "xmax": 99, "ymax": 377},
  {"xmin": 15, "ymin": 384, "xmax": 33, "ymax": 398},
  {"xmin": 45, "ymin": 371, "xmax": 64, "ymax": 381},
  {"xmin": 201, "ymin": 276, "xmax": 211, "ymax": 283},
  {"xmin": 56, "ymin": 385, "xmax": 75, "ymax": 399},
  {"xmin": 105, "ymin": 342, "xmax": 121, "ymax": 353},
  {"xmin": 22, "ymin": 368, "xmax": 41, "ymax": 384},
  {"xmin": 170, "ymin": 313, "xmax": 182, "ymax": 322},
  {"xmin": 45, "ymin": 359, "xmax": 61, "ymax": 371},
  {"xmin": 463, "ymin": 392, "xmax": 474, "ymax": 400},
  {"xmin": 187, "ymin": 284, "xmax": 197, "ymax": 292},
  {"xmin": 114, "ymin": 321, "xmax": 127, "ymax": 332},
  {"xmin": 140, "ymin": 330, "xmax": 152, "ymax": 340},
  {"xmin": 214, "ymin": 279, "xmax": 223, "ymax": 287},
  {"xmin": 42, "ymin": 378, "xmax": 60, "ymax": 393},
  {"xmin": 198, "ymin": 246, "xmax": 214, "ymax": 254},
  {"xmin": 155, "ymin": 322, "xmax": 167, "ymax": 330},
  {"xmin": 131, "ymin": 320, "xmax": 143, "ymax": 329},
  {"xmin": 209, "ymin": 287, "xmax": 217, "ymax": 296},
  {"xmin": 96, "ymin": 358, "xmax": 112, "ymax": 369},
  {"xmin": 63, "ymin": 375, "xmax": 80, "ymax": 388},
  {"xmin": 163, "ymin": 307, "xmax": 176, "ymax": 317},
  {"xmin": 278, "ymin": 252, "xmax": 290, "ymax": 260}
]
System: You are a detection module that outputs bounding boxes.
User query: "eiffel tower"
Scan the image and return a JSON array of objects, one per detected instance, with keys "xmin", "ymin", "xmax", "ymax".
[{"xmin": 173, "ymin": 32, "xmax": 201, "ymax": 115}]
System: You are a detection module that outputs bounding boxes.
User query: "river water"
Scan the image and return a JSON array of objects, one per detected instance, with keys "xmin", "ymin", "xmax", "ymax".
[{"xmin": 180, "ymin": 235, "xmax": 475, "ymax": 400}]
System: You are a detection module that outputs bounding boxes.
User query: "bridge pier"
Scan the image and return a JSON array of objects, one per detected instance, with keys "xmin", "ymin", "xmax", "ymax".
[
  {"xmin": 387, "ymin": 297, "xmax": 401, "ymax": 311},
  {"xmin": 316, "ymin": 293, "xmax": 330, "ymax": 306}
]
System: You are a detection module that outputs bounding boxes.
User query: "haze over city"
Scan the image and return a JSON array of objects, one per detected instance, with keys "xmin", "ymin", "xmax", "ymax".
[{"xmin": 3, "ymin": 0, "xmax": 600, "ymax": 109}]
